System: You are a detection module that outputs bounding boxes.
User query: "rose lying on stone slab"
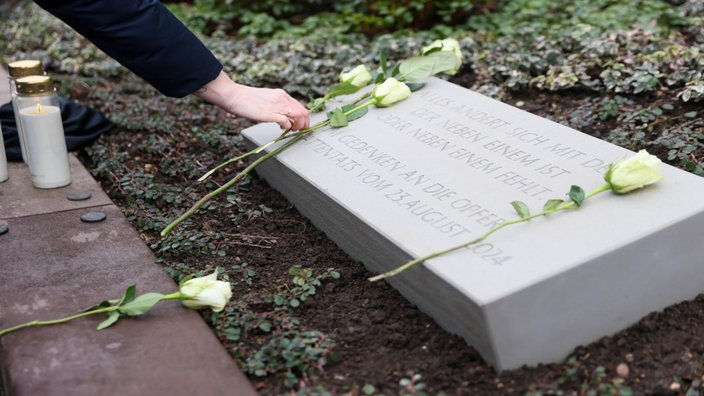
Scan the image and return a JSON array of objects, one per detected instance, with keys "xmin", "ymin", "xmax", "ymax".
[
  {"xmin": 371, "ymin": 77, "xmax": 412, "ymax": 107},
  {"xmin": 0, "ymin": 269, "xmax": 232, "ymax": 336},
  {"xmin": 339, "ymin": 64, "xmax": 373, "ymax": 88},
  {"xmin": 604, "ymin": 149, "xmax": 664, "ymax": 194},
  {"xmin": 178, "ymin": 270, "xmax": 233, "ymax": 312},
  {"xmin": 369, "ymin": 150, "xmax": 664, "ymax": 281}
]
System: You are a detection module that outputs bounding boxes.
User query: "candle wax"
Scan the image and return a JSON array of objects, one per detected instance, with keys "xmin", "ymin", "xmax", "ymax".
[{"xmin": 19, "ymin": 105, "xmax": 71, "ymax": 189}]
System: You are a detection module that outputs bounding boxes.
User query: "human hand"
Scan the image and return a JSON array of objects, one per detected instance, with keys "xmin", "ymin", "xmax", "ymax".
[
  {"xmin": 226, "ymin": 84, "xmax": 310, "ymax": 131},
  {"xmin": 195, "ymin": 71, "xmax": 310, "ymax": 131}
]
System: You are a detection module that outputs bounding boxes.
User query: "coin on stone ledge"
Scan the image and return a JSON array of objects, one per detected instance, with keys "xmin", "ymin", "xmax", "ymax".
[
  {"xmin": 81, "ymin": 212, "xmax": 107, "ymax": 223},
  {"xmin": 67, "ymin": 191, "xmax": 92, "ymax": 201}
]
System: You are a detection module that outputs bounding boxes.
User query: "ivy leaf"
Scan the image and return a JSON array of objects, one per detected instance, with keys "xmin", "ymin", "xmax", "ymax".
[
  {"xmin": 118, "ymin": 292, "xmax": 165, "ymax": 316},
  {"xmin": 543, "ymin": 199, "xmax": 564, "ymax": 212},
  {"xmin": 510, "ymin": 201, "xmax": 530, "ymax": 218},
  {"xmin": 341, "ymin": 103, "xmax": 368, "ymax": 122},
  {"xmin": 259, "ymin": 321, "xmax": 272, "ymax": 333},
  {"xmin": 398, "ymin": 51, "xmax": 457, "ymax": 82},
  {"xmin": 97, "ymin": 311, "xmax": 120, "ymax": 331},
  {"xmin": 329, "ymin": 108, "xmax": 348, "ymax": 127},
  {"xmin": 569, "ymin": 185, "xmax": 585, "ymax": 207}
]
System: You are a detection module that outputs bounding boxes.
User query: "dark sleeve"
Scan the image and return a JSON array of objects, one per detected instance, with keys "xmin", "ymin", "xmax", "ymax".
[{"xmin": 33, "ymin": 0, "xmax": 223, "ymax": 98}]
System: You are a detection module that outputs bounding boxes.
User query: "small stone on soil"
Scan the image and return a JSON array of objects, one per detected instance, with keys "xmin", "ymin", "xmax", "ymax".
[{"xmin": 616, "ymin": 362, "xmax": 629, "ymax": 377}]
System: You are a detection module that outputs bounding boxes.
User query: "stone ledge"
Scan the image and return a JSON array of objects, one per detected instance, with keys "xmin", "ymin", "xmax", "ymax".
[{"xmin": 0, "ymin": 158, "xmax": 257, "ymax": 396}]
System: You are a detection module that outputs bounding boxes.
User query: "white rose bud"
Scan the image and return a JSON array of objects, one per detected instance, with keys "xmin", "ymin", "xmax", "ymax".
[
  {"xmin": 604, "ymin": 150, "xmax": 663, "ymax": 194},
  {"xmin": 422, "ymin": 38, "xmax": 463, "ymax": 75},
  {"xmin": 340, "ymin": 64, "xmax": 372, "ymax": 88},
  {"xmin": 371, "ymin": 78, "xmax": 412, "ymax": 107},
  {"xmin": 179, "ymin": 270, "xmax": 232, "ymax": 312}
]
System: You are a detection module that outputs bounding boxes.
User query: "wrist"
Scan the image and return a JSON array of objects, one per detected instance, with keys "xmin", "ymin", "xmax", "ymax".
[{"xmin": 193, "ymin": 71, "xmax": 242, "ymax": 114}]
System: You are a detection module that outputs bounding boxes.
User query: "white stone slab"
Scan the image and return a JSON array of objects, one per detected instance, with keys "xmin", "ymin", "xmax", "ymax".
[{"xmin": 242, "ymin": 77, "xmax": 704, "ymax": 370}]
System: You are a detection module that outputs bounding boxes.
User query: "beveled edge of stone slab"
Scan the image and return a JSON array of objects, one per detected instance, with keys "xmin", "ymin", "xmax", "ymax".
[
  {"xmin": 0, "ymin": 154, "xmax": 112, "ymax": 220},
  {"xmin": 482, "ymin": 209, "xmax": 704, "ymax": 370},
  {"xmin": 0, "ymin": 205, "xmax": 257, "ymax": 396}
]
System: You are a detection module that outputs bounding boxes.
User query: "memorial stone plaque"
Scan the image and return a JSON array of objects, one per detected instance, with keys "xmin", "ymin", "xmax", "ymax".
[{"xmin": 242, "ymin": 77, "xmax": 704, "ymax": 370}]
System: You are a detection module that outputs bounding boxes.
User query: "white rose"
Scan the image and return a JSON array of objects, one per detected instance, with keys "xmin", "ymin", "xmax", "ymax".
[
  {"xmin": 371, "ymin": 78, "xmax": 412, "ymax": 107},
  {"xmin": 340, "ymin": 64, "xmax": 372, "ymax": 88},
  {"xmin": 604, "ymin": 150, "xmax": 663, "ymax": 194},
  {"xmin": 179, "ymin": 271, "xmax": 232, "ymax": 312}
]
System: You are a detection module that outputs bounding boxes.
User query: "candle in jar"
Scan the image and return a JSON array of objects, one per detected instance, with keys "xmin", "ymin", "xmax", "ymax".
[
  {"xmin": 19, "ymin": 104, "xmax": 71, "ymax": 189},
  {"xmin": 8, "ymin": 59, "xmax": 44, "ymax": 164}
]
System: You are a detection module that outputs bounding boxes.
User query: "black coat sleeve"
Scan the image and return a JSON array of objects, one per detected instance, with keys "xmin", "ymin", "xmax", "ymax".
[{"xmin": 33, "ymin": 0, "xmax": 223, "ymax": 97}]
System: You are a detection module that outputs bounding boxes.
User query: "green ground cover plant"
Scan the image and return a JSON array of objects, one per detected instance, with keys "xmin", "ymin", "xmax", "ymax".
[{"xmin": 2, "ymin": 0, "xmax": 703, "ymax": 394}]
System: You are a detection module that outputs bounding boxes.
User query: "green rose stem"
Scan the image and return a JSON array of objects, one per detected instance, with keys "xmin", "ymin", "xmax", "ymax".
[
  {"xmin": 368, "ymin": 183, "xmax": 613, "ymax": 282},
  {"xmin": 160, "ymin": 99, "xmax": 378, "ymax": 237},
  {"xmin": 197, "ymin": 129, "xmax": 307, "ymax": 183},
  {"xmin": 0, "ymin": 307, "xmax": 115, "ymax": 336},
  {"xmin": 0, "ymin": 292, "xmax": 182, "ymax": 337}
]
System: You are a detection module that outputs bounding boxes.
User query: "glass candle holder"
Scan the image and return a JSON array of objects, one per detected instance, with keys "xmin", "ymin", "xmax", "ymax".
[
  {"xmin": 7, "ymin": 59, "xmax": 45, "ymax": 165},
  {"xmin": 15, "ymin": 75, "xmax": 71, "ymax": 189}
]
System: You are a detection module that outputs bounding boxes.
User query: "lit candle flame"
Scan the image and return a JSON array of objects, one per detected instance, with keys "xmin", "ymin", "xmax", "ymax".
[{"xmin": 36, "ymin": 103, "xmax": 42, "ymax": 113}]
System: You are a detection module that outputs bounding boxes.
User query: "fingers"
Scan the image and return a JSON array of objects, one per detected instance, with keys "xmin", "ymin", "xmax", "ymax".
[
  {"xmin": 210, "ymin": 81, "xmax": 311, "ymax": 130},
  {"xmin": 278, "ymin": 102, "xmax": 310, "ymax": 131}
]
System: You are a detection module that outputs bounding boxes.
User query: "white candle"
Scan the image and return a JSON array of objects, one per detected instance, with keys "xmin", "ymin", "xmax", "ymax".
[
  {"xmin": 19, "ymin": 104, "xmax": 71, "ymax": 189},
  {"xmin": 0, "ymin": 124, "xmax": 7, "ymax": 182}
]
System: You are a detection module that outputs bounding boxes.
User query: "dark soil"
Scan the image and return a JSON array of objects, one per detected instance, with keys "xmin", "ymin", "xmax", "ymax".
[{"xmin": 76, "ymin": 74, "xmax": 704, "ymax": 396}]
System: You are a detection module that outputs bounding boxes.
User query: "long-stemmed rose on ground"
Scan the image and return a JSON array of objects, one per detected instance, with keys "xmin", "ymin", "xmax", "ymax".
[
  {"xmin": 369, "ymin": 150, "xmax": 664, "ymax": 281},
  {"xmin": 160, "ymin": 39, "xmax": 463, "ymax": 236},
  {"xmin": 0, "ymin": 269, "xmax": 232, "ymax": 336}
]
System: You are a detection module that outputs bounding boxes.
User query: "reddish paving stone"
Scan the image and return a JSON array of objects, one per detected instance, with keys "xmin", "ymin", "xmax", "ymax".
[
  {"xmin": 0, "ymin": 205, "xmax": 257, "ymax": 396},
  {"xmin": 0, "ymin": 110, "xmax": 256, "ymax": 394},
  {"xmin": 0, "ymin": 155, "xmax": 112, "ymax": 219}
]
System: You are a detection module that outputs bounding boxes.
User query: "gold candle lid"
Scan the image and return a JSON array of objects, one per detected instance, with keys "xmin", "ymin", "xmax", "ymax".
[
  {"xmin": 7, "ymin": 60, "xmax": 43, "ymax": 78},
  {"xmin": 15, "ymin": 75, "xmax": 54, "ymax": 96}
]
